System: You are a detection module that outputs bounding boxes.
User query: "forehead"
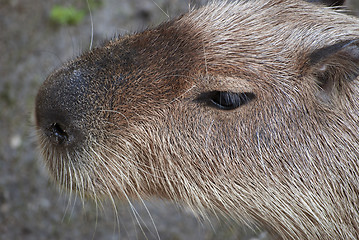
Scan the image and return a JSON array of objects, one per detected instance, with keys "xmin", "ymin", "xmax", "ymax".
[
  {"xmin": 72, "ymin": 0, "xmax": 359, "ymax": 102},
  {"xmin": 75, "ymin": 19, "xmax": 204, "ymax": 102}
]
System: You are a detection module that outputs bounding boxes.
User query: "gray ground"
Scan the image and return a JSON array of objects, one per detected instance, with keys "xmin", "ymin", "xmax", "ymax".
[{"xmin": 1, "ymin": 0, "xmax": 358, "ymax": 240}]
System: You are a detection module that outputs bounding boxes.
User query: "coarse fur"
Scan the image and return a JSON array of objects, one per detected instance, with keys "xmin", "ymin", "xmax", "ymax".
[{"xmin": 35, "ymin": 0, "xmax": 359, "ymax": 239}]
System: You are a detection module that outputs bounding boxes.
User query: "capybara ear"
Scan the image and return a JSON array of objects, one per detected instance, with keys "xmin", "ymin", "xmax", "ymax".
[
  {"xmin": 309, "ymin": 39, "xmax": 359, "ymax": 100},
  {"xmin": 306, "ymin": 0, "xmax": 345, "ymax": 7}
]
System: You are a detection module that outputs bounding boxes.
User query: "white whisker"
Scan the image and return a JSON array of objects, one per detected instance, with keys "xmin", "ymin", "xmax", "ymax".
[{"xmin": 151, "ymin": 0, "xmax": 169, "ymax": 19}]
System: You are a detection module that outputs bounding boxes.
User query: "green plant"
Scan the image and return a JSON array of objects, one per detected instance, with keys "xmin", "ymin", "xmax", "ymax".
[{"xmin": 50, "ymin": 5, "xmax": 86, "ymax": 26}]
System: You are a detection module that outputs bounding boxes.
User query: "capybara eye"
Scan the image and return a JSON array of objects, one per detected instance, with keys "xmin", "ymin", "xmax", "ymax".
[{"xmin": 209, "ymin": 91, "xmax": 255, "ymax": 110}]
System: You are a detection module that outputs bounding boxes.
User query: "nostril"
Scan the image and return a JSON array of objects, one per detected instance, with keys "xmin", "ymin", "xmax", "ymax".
[
  {"xmin": 47, "ymin": 123, "xmax": 69, "ymax": 145},
  {"xmin": 35, "ymin": 68, "xmax": 89, "ymax": 150},
  {"xmin": 38, "ymin": 117, "xmax": 85, "ymax": 149},
  {"xmin": 35, "ymin": 93, "xmax": 86, "ymax": 149}
]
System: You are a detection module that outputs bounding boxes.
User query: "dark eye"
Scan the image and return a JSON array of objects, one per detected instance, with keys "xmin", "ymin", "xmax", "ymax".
[{"xmin": 197, "ymin": 91, "xmax": 255, "ymax": 110}]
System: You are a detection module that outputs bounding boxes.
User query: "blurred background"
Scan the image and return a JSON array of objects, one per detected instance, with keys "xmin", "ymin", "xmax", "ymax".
[{"xmin": 1, "ymin": 0, "xmax": 358, "ymax": 239}]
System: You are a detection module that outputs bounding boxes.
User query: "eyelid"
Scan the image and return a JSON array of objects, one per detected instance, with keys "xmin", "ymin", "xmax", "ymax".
[
  {"xmin": 196, "ymin": 91, "xmax": 256, "ymax": 110},
  {"xmin": 202, "ymin": 76, "xmax": 255, "ymax": 93}
]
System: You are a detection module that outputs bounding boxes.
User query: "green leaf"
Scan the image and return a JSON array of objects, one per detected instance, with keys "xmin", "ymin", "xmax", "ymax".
[{"xmin": 50, "ymin": 5, "xmax": 86, "ymax": 26}]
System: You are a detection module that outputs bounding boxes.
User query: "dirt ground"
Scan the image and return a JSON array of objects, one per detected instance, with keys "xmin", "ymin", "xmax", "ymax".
[{"xmin": 1, "ymin": 0, "xmax": 358, "ymax": 240}]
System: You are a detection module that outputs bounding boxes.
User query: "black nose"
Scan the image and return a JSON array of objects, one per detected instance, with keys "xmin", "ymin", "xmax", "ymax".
[
  {"xmin": 35, "ymin": 68, "xmax": 88, "ymax": 149},
  {"xmin": 35, "ymin": 107, "xmax": 80, "ymax": 147}
]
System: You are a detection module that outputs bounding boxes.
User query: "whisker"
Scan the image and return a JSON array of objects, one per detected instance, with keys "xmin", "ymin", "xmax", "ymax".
[
  {"xmin": 151, "ymin": 0, "xmax": 169, "ymax": 19},
  {"xmin": 88, "ymin": 145, "xmax": 122, "ymax": 233},
  {"xmin": 86, "ymin": 0, "xmax": 94, "ymax": 50},
  {"xmin": 92, "ymin": 137, "xmax": 183, "ymax": 184},
  {"xmin": 99, "ymin": 109, "xmax": 130, "ymax": 126},
  {"xmin": 90, "ymin": 142, "xmax": 162, "ymax": 239}
]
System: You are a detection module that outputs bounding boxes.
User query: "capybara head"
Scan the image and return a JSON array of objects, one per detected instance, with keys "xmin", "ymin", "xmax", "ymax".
[{"xmin": 35, "ymin": 0, "xmax": 359, "ymax": 239}]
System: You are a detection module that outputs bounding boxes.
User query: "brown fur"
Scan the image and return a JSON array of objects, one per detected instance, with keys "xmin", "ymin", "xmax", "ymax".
[{"xmin": 35, "ymin": 0, "xmax": 359, "ymax": 239}]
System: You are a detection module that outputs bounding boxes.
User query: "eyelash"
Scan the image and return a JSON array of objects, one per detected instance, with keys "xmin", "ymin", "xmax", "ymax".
[{"xmin": 197, "ymin": 91, "xmax": 256, "ymax": 110}]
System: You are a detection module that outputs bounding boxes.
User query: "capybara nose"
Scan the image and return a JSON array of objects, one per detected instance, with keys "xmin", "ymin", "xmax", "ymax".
[
  {"xmin": 45, "ymin": 122, "xmax": 69, "ymax": 145},
  {"xmin": 35, "ymin": 107, "xmax": 80, "ymax": 147},
  {"xmin": 35, "ymin": 68, "xmax": 88, "ymax": 149}
]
